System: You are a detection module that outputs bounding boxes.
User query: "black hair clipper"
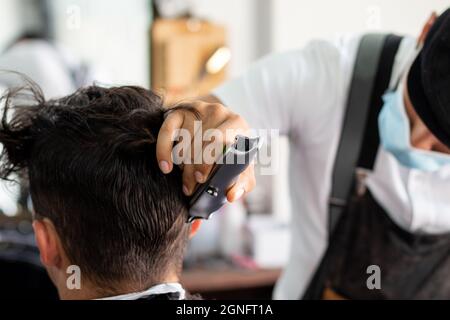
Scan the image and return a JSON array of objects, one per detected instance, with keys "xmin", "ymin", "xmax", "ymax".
[{"xmin": 188, "ymin": 135, "xmax": 261, "ymax": 222}]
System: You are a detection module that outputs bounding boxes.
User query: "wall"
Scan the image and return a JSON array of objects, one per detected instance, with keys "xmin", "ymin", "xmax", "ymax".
[
  {"xmin": 49, "ymin": 0, "xmax": 152, "ymax": 86},
  {"xmin": 3, "ymin": 1, "xmax": 449, "ymax": 90},
  {"xmin": 271, "ymin": 0, "xmax": 450, "ymax": 52},
  {"xmin": 194, "ymin": 0, "xmax": 450, "ymax": 70},
  {"xmin": 192, "ymin": 0, "xmax": 264, "ymax": 77},
  {"xmin": 0, "ymin": 0, "xmax": 23, "ymax": 50}
]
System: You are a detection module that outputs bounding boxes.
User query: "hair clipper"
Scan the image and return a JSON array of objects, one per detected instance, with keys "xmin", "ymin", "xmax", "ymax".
[{"xmin": 188, "ymin": 135, "xmax": 261, "ymax": 222}]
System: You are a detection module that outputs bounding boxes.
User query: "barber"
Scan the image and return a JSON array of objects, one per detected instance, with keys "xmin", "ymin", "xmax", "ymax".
[{"xmin": 156, "ymin": 9, "xmax": 450, "ymax": 299}]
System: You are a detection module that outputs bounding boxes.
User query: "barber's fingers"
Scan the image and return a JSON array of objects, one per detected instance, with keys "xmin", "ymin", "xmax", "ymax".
[
  {"xmin": 156, "ymin": 111, "xmax": 185, "ymax": 174},
  {"xmin": 226, "ymin": 164, "xmax": 256, "ymax": 203},
  {"xmin": 182, "ymin": 163, "xmax": 197, "ymax": 196},
  {"xmin": 184, "ymin": 159, "xmax": 256, "ymax": 201},
  {"xmin": 183, "ymin": 133, "xmax": 227, "ymax": 196},
  {"xmin": 192, "ymin": 114, "xmax": 250, "ymax": 185},
  {"xmin": 189, "ymin": 133, "xmax": 225, "ymax": 188},
  {"xmin": 157, "ymin": 101, "xmax": 254, "ymax": 200}
]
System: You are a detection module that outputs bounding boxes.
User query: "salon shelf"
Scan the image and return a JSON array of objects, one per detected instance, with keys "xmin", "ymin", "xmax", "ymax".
[{"xmin": 181, "ymin": 267, "xmax": 282, "ymax": 299}]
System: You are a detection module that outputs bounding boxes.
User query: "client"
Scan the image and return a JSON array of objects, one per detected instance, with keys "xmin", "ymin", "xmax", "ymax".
[{"xmin": 0, "ymin": 80, "xmax": 201, "ymax": 300}]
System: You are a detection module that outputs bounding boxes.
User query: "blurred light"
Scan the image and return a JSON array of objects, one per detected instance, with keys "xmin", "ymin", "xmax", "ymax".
[{"xmin": 206, "ymin": 47, "xmax": 231, "ymax": 75}]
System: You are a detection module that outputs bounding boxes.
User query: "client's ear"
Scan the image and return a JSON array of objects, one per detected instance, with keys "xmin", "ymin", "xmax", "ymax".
[
  {"xmin": 33, "ymin": 218, "xmax": 65, "ymax": 269},
  {"xmin": 189, "ymin": 220, "xmax": 202, "ymax": 239}
]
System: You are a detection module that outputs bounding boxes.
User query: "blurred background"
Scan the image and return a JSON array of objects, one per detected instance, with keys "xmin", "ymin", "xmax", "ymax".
[{"xmin": 0, "ymin": 0, "xmax": 448, "ymax": 300}]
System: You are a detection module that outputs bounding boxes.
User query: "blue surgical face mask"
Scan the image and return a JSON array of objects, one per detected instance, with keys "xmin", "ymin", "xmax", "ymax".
[{"xmin": 378, "ymin": 83, "xmax": 450, "ymax": 172}]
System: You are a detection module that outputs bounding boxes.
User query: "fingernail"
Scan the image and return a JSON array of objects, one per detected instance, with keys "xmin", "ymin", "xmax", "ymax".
[
  {"xmin": 194, "ymin": 171, "xmax": 204, "ymax": 183},
  {"xmin": 183, "ymin": 185, "xmax": 190, "ymax": 195},
  {"xmin": 234, "ymin": 188, "xmax": 245, "ymax": 201},
  {"xmin": 159, "ymin": 161, "xmax": 170, "ymax": 174}
]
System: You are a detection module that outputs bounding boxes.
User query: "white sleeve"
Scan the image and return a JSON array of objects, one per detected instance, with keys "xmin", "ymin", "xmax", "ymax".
[{"xmin": 213, "ymin": 40, "xmax": 348, "ymax": 139}]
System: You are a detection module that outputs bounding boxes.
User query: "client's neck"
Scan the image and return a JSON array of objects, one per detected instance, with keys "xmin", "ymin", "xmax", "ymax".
[{"xmin": 58, "ymin": 271, "xmax": 180, "ymax": 300}]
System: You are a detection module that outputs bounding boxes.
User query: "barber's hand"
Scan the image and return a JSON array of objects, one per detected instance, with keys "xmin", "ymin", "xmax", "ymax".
[{"xmin": 156, "ymin": 100, "xmax": 256, "ymax": 202}]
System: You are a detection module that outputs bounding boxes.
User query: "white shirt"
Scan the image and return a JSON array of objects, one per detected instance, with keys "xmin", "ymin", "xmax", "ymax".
[
  {"xmin": 96, "ymin": 283, "xmax": 185, "ymax": 300},
  {"xmin": 213, "ymin": 34, "xmax": 422, "ymax": 299}
]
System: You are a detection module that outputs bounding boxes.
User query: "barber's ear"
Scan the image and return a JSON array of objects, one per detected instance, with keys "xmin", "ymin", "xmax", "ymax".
[
  {"xmin": 189, "ymin": 220, "xmax": 202, "ymax": 239},
  {"xmin": 418, "ymin": 12, "xmax": 438, "ymax": 46},
  {"xmin": 32, "ymin": 219, "xmax": 64, "ymax": 269}
]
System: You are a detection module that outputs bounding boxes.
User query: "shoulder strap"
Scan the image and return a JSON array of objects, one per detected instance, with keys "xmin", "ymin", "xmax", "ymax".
[
  {"xmin": 303, "ymin": 34, "xmax": 404, "ymax": 300},
  {"xmin": 357, "ymin": 34, "xmax": 403, "ymax": 169},
  {"xmin": 328, "ymin": 34, "xmax": 403, "ymax": 236}
]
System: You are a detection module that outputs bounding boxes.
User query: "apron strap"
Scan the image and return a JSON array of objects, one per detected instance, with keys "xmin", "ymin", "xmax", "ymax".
[
  {"xmin": 303, "ymin": 33, "xmax": 403, "ymax": 300},
  {"xmin": 328, "ymin": 34, "xmax": 403, "ymax": 236}
]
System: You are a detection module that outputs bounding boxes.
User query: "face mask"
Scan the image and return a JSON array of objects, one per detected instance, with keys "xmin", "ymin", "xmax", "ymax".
[
  {"xmin": 378, "ymin": 83, "xmax": 450, "ymax": 171},
  {"xmin": 366, "ymin": 147, "xmax": 450, "ymax": 234}
]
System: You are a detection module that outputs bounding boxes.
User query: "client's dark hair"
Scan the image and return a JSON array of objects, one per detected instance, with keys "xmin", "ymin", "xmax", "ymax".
[{"xmin": 0, "ymin": 79, "xmax": 195, "ymax": 294}]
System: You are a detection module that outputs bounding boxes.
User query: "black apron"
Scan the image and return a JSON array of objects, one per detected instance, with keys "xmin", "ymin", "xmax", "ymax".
[
  {"xmin": 303, "ymin": 190, "xmax": 450, "ymax": 299},
  {"xmin": 303, "ymin": 33, "xmax": 450, "ymax": 300}
]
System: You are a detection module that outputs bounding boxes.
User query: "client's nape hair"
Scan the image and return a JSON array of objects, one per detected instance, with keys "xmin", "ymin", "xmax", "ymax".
[{"xmin": 0, "ymin": 77, "xmax": 197, "ymax": 295}]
